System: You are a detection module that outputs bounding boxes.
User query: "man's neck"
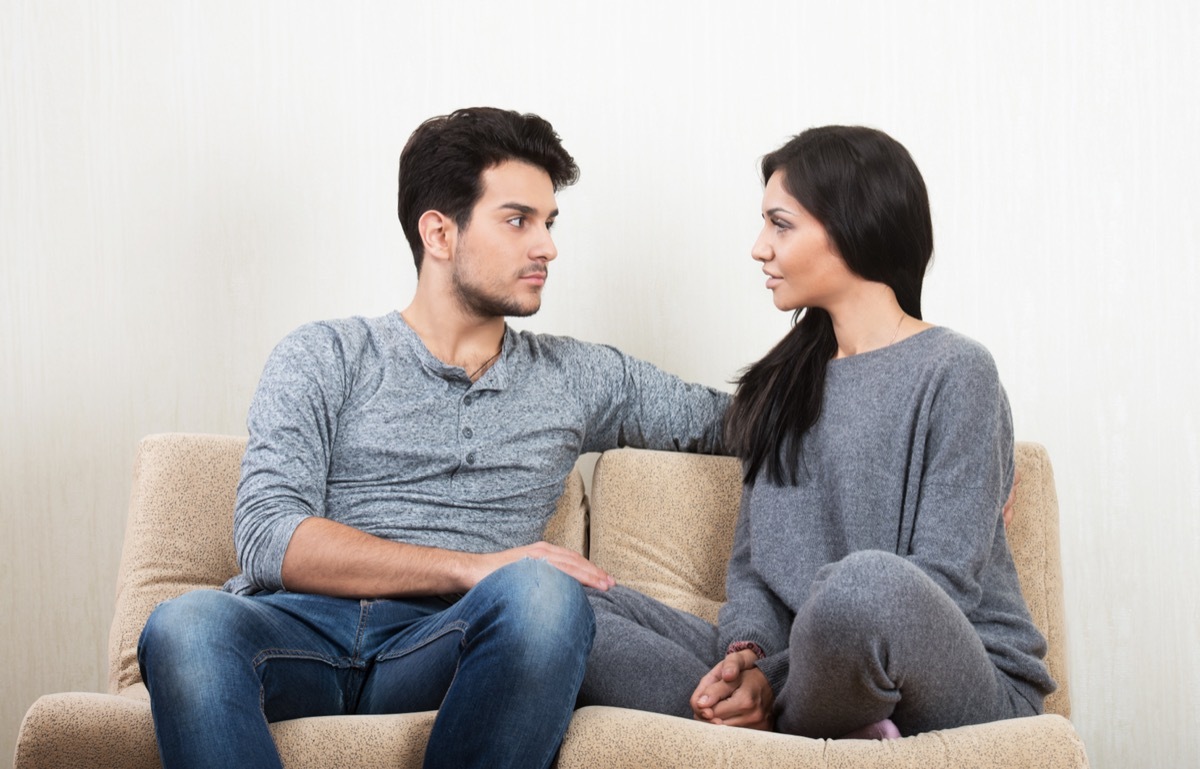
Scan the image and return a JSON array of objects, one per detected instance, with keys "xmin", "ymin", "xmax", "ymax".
[{"xmin": 400, "ymin": 296, "xmax": 507, "ymax": 374}]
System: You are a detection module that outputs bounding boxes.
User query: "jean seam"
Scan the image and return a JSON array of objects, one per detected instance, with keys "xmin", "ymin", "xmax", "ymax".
[
  {"xmin": 375, "ymin": 619, "xmax": 469, "ymax": 662},
  {"xmin": 251, "ymin": 648, "xmax": 348, "ymax": 668},
  {"xmin": 352, "ymin": 600, "xmax": 372, "ymax": 662}
]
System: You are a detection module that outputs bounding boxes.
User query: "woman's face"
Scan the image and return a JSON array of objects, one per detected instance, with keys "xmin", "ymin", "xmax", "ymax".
[{"xmin": 751, "ymin": 171, "xmax": 853, "ymax": 312}]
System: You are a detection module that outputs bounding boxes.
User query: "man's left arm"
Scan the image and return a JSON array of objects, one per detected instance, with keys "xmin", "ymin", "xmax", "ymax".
[{"xmin": 575, "ymin": 343, "xmax": 731, "ymax": 456}]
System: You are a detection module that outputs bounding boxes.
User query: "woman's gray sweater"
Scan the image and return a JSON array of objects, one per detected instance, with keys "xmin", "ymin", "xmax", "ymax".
[{"xmin": 718, "ymin": 327, "xmax": 1056, "ymax": 709}]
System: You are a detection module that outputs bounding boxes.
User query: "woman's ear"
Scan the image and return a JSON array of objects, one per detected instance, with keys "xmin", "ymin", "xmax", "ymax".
[{"xmin": 418, "ymin": 210, "xmax": 456, "ymax": 264}]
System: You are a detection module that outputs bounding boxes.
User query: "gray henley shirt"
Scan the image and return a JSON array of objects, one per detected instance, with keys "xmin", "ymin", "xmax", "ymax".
[{"xmin": 227, "ymin": 311, "xmax": 730, "ymax": 595}]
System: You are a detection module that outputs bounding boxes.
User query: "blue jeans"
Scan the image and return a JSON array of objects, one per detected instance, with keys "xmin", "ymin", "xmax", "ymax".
[{"xmin": 138, "ymin": 559, "xmax": 594, "ymax": 769}]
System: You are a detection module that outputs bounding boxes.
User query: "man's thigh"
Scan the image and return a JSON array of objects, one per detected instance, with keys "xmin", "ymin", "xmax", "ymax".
[
  {"xmin": 246, "ymin": 592, "xmax": 442, "ymax": 721},
  {"xmin": 356, "ymin": 559, "xmax": 594, "ymax": 716},
  {"xmin": 351, "ymin": 594, "xmax": 467, "ymax": 715}
]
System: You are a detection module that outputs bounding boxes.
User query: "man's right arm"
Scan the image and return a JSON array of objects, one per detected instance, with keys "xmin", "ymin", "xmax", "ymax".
[
  {"xmin": 236, "ymin": 323, "xmax": 613, "ymax": 598},
  {"xmin": 280, "ymin": 517, "xmax": 613, "ymax": 597}
]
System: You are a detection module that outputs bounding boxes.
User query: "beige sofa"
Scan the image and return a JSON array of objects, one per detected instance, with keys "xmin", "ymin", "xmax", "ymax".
[{"xmin": 15, "ymin": 434, "xmax": 1089, "ymax": 768}]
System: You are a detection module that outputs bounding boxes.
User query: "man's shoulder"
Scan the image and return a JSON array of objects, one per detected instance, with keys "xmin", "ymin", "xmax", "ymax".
[
  {"xmin": 288, "ymin": 312, "xmax": 397, "ymax": 341},
  {"xmin": 275, "ymin": 313, "xmax": 400, "ymax": 359},
  {"xmin": 508, "ymin": 327, "xmax": 622, "ymax": 365}
]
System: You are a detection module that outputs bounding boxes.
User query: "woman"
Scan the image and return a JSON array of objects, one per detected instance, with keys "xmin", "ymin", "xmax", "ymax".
[{"xmin": 580, "ymin": 126, "xmax": 1055, "ymax": 738}]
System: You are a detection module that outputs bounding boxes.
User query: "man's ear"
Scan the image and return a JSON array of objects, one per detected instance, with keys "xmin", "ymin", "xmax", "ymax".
[{"xmin": 418, "ymin": 210, "xmax": 456, "ymax": 264}]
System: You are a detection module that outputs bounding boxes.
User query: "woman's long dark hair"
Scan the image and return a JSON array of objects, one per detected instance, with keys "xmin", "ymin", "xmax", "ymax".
[{"xmin": 726, "ymin": 126, "xmax": 934, "ymax": 485}]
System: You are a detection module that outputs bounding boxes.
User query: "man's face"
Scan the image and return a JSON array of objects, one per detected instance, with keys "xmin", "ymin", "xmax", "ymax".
[{"xmin": 451, "ymin": 160, "xmax": 559, "ymax": 319}]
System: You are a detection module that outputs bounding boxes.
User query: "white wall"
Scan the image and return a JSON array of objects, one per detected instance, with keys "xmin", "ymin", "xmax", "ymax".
[{"xmin": 3, "ymin": 2, "xmax": 1197, "ymax": 767}]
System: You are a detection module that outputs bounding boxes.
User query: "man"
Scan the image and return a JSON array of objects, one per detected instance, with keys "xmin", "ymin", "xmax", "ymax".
[{"xmin": 137, "ymin": 107, "xmax": 728, "ymax": 769}]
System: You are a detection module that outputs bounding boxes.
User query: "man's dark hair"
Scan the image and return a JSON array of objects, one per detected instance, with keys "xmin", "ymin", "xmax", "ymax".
[{"xmin": 397, "ymin": 107, "xmax": 580, "ymax": 273}]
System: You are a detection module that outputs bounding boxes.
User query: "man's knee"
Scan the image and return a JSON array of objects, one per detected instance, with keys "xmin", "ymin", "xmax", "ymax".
[
  {"xmin": 142, "ymin": 589, "xmax": 225, "ymax": 643},
  {"xmin": 481, "ymin": 559, "xmax": 594, "ymax": 658},
  {"xmin": 139, "ymin": 589, "xmax": 242, "ymax": 670}
]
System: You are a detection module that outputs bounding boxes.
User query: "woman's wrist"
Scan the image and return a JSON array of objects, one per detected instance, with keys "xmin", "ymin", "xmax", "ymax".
[{"xmin": 726, "ymin": 640, "xmax": 766, "ymax": 660}]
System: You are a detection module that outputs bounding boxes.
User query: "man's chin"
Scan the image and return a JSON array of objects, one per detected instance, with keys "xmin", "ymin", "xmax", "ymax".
[{"xmin": 504, "ymin": 302, "xmax": 541, "ymax": 319}]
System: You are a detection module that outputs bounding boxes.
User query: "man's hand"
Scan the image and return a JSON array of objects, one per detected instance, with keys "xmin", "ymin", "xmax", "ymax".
[
  {"xmin": 470, "ymin": 541, "xmax": 615, "ymax": 591},
  {"xmin": 1002, "ymin": 470, "xmax": 1021, "ymax": 528},
  {"xmin": 689, "ymin": 650, "xmax": 774, "ymax": 730}
]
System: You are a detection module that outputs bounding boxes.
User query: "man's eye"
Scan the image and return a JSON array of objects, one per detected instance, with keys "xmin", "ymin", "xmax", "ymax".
[
  {"xmin": 546, "ymin": 219, "xmax": 556, "ymax": 231},
  {"xmin": 507, "ymin": 216, "xmax": 525, "ymax": 228}
]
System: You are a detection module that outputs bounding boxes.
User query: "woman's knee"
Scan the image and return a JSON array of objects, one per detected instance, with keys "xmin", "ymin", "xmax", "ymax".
[{"xmin": 799, "ymin": 551, "xmax": 930, "ymax": 644}]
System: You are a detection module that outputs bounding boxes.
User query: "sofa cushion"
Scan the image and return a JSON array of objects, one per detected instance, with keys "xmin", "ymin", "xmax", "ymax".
[
  {"xmin": 588, "ymin": 449, "xmax": 743, "ymax": 624},
  {"xmin": 14, "ymin": 690, "xmax": 440, "ymax": 769},
  {"xmin": 558, "ymin": 706, "xmax": 1088, "ymax": 769},
  {"xmin": 108, "ymin": 434, "xmax": 246, "ymax": 694}
]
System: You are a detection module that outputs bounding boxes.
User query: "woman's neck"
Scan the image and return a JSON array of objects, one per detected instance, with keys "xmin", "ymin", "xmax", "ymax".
[{"xmin": 826, "ymin": 283, "xmax": 929, "ymax": 359}]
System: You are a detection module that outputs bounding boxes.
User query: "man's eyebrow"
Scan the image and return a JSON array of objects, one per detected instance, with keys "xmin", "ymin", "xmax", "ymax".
[{"xmin": 496, "ymin": 202, "xmax": 560, "ymax": 218}]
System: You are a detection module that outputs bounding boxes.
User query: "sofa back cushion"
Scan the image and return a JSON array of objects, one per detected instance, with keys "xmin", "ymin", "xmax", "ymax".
[
  {"xmin": 588, "ymin": 450, "xmax": 743, "ymax": 625},
  {"xmin": 1009, "ymin": 442, "xmax": 1071, "ymax": 718},
  {"xmin": 108, "ymin": 434, "xmax": 245, "ymax": 693},
  {"xmin": 586, "ymin": 442, "xmax": 1071, "ymax": 718},
  {"xmin": 108, "ymin": 433, "xmax": 587, "ymax": 694}
]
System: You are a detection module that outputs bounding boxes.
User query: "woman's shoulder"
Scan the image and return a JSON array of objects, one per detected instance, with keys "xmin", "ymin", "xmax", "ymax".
[
  {"xmin": 916, "ymin": 326, "xmax": 993, "ymax": 357},
  {"xmin": 907, "ymin": 327, "xmax": 1009, "ymax": 418},
  {"xmin": 909, "ymin": 326, "xmax": 998, "ymax": 372},
  {"xmin": 851, "ymin": 327, "xmax": 1003, "ymax": 400}
]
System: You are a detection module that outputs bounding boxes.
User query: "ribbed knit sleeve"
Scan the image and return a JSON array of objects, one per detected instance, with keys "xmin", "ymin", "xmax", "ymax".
[{"xmin": 718, "ymin": 485, "xmax": 795, "ymax": 693}]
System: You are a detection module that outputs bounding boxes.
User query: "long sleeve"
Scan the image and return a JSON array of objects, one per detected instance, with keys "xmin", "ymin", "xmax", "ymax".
[
  {"xmin": 717, "ymin": 485, "xmax": 795, "ymax": 692},
  {"xmin": 568, "ymin": 341, "xmax": 730, "ymax": 456},
  {"xmin": 227, "ymin": 318, "xmax": 731, "ymax": 596},
  {"xmin": 232, "ymin": 323, "xmax": 348, "ymax": 593},
  {"xmin": 905, "ymin": 344, "xmax": 1013, "ymax": 618}
]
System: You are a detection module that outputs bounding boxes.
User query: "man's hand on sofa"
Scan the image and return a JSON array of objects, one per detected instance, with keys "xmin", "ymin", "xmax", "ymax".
[
  {"xmin": 689, "ymin": 650, "xmax": 775, "ymax": 730},
  {"xmin": 1002, "ymin": 470, "xmax": 1021, "ymax": 528}
]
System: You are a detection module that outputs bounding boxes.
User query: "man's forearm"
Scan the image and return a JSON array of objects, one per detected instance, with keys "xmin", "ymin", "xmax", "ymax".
[
  {"xmin": 280, "ymin": 516, "xmax": 480, "ymax": 598},
  {"xmin": 278, "ymin": 516, "xmax": 616, "ymax": 598}
]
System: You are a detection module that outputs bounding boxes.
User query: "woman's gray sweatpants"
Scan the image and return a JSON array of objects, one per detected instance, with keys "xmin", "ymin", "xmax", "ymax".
[{"xmin": 578, "ymin": 550, "xmax": 1039, "ymax": 737}]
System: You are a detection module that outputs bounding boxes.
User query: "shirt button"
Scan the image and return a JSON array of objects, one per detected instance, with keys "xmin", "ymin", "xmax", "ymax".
[
  {"xmin": 462, "ymin": 427, "xmax": 473, "ymax": 439},
  {"xmin": 464, "ymin": 394, "xmax": 475, "ymax": 405},
  {"xmin": 466, "ymin": 452, "xmax": 476, "ymax": 465}
]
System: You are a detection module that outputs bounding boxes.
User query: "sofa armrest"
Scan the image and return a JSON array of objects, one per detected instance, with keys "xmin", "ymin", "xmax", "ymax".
[{"xmin": 15, "ymin": 692, "xmax": 161, "ymax": 769}]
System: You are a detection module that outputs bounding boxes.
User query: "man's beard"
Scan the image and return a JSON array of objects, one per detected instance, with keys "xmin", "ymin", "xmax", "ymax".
[{"xmin": 451, "ymin": 246, "xmax": 544, "ymax": 319}]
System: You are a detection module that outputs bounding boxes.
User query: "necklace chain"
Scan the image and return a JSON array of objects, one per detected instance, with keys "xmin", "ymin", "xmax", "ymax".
[
  {"xmin": 468, "ymin": 349, "xmax": 502, "ymax": 381},
  {"xmin": 888, "ymin": 312, "xmax": 906, "ymax": 346}
]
